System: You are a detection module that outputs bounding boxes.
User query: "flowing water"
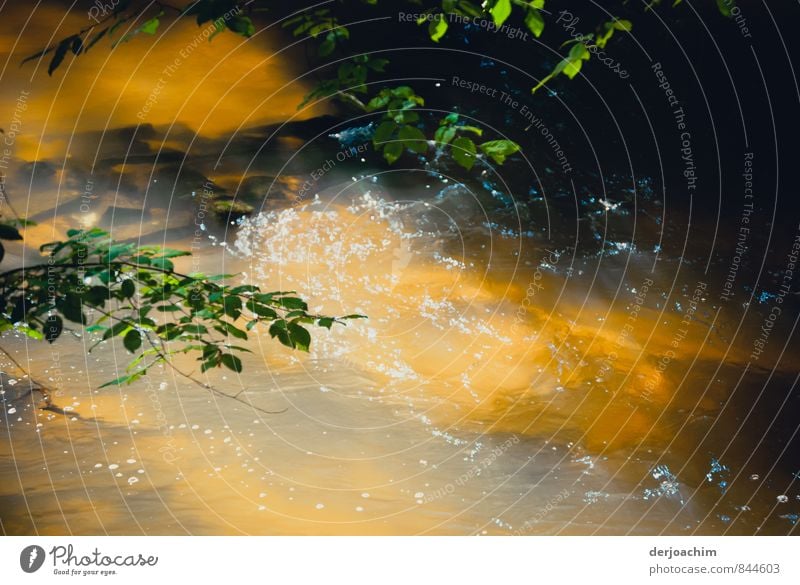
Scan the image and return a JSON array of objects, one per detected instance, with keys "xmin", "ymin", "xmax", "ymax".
[
  {"xmin": 1, "ymin": 6, "xmax": 799, "ymax": 535},
  {"xmin": 2, "ymin": 164, "xmax": 798, "ymax": 535}
]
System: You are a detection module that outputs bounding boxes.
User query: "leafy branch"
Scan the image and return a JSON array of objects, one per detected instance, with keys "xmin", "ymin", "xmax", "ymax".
[{"xmin": 0, "ymin": 226, "xmax": 363, "ymax": 388}]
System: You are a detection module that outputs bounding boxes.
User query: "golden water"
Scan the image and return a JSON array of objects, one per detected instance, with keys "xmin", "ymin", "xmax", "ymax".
[
  {"xmin": 1, "ymin": 185, "xmax": 795, "ymax": 535},
  {"xmin": 1, "ymin": 8, "xmax": 798, "ymax": 535}
]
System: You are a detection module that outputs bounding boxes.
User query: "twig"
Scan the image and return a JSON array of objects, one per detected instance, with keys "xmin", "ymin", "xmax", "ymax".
[
  {"xmin": 0, "ymin": 344, "xmax": 51, "ymax": 405},
  {"xmin": 144, "ymin": 334, "xmax": 288, "ymax": 415}
]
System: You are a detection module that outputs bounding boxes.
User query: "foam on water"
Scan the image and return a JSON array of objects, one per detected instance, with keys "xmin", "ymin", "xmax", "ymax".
[{"xmin": 231, "ymin": 189, "xmax": 725, "ymax": 449}]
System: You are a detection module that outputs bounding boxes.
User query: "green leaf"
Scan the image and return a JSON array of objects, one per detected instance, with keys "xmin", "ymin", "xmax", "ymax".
[
  {"xmin": 716, "ymin": 0, "xmax": 734, "ymax": 17},
  {"xmin": 9, "ymin": 298, "xmax": 28, "ymax": 323},
  {"xmin": 158, "ymin": 249, "xmax": 192, "ymax": 259},
  {"xmin": 490, "ymin": 0, "xmax": 512, "ymax": 27},
  {"xmin": 44, "ymin": 315, "xmax": 63, "ymax": 343},
  {"xmin": 140, "ymin": 17, "xmax": 160, "ymax": 35},
  {"xmin": 458, "ymin": 126, "xmax": 483, "ymax": 137},
  {"xmin": 60, "ymin": 293, "xmax": 85, "ymax": 324},
  {"xmin": 564, "ymin": 43, "xmax": 590, "ymax": 79},
  {"xmin": 120, "ymin": 279, "xmax": 135, "ymax": 299},
  {"xmin": 613, "ymin": 19, "xmax": 633, "ymax": 31},
  {"xmin": 220, "ymin": 353, "xmax": 243, "ymax": 373},
  {"xmin": 269, "ymin": 320, "xmax": 293, "ymax": 348},
  {"xmin": 17, "ymin": 325, "xmax": 43, "ymax": 341},
  {"xmin": 428, "ymin": 17, "xmax": 448, "ymax": 42},
  {"xmin": 524, "ymin": 9, "xmax": 545, "ymax": 37},
  {"xmin": 48, "ymin": 36, "xmax": 76, "ymax": 76},
  {"xmin": 366, "ymin": 58, "xmax": 389, "ymax": 72},
  {"xmin": 451, "ymin": 136, "xmax": 477, "ymax": 170},
  {"xmin": 159, "ymin": 323, "xmax": 181, "ymax": 340},
  {"xmin": 103, "ymin": 320, "xmax": 130, "ymax": 340},
  {"xmin": 106, "ymin": 242, "xmax": 133, "ymax": 261},
  {"xmin": 229, "ymin": 284, "xmax": 258, "ymax": 294},
  {"xmin": 245, "ymin": 299, "xmax": 278, "ymax": 319},
  {"xmin": 434, "ymin": 125, "xmax": 457, "ymax": 146},
  {"xmin": 132, "ymin": 255, "xmax": 152, "ymax": 265},
  {"xmin": 288, "ymin": 321, "xmax": 311, "ymax": 352},
  {"xmin": 70, "ymin": 36, "xmax": 83, "ymax": 55},
  {"xmin": 0, "ymin": 224, "xmax": 23, "ymax": 240},
  {"xmin": 226, "ymin": 15, "xmax": 256, "ymax": 37},
  {"xmin": 20, "ymin": 45, "xmax": 55, "ymax": 67},
  {"xmin": 223, "ymin": 295, "xmax": 243, "ymax": 319},
  {"xmin": 398, "ymin": 125, "xmax": 428, "ymax": 154},
  {"xmin": 318, "ymin": 32, "xmax": 336, "ymax": 56},
  {"xmin": 479, "ymin": 140, "xmax": 521, "ymax": 165},
  {"xmin": 123, "ymin": 329, "xmax": 142, "ymax": 352},
  {"xmin": 372, "ymin": 120, "xmax": 397, "ymax": 145},
  {"xmin": 150, "ymin": 256, "xmax": 174, "ymax": 271},
  {"xmin": 80, "ymin": 285, "xmax": 108, "ymax": 307},
  {"xmin": 278, "ymin": 297, "xmax": 307, "ymax": 310},
  {"xmin": 220, "ymin": 321, "xmax": 248, "ymax": 340},
  {"xmin": 99, "ymin": 374, "xmax": 131, "ymax": 388},
  {"xmin": 317, "ymin": 317, "xmax": 335, "ymax": 329},
  {"xmin": 181, "ymin": 324, "xmax": 208, "ymax": 335},
  {"xmin": 383, "ymin": 141, "xmax": 404, "ymax": 164}
]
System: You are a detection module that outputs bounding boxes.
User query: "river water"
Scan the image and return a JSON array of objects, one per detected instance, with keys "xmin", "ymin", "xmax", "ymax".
[
  {"xmin": 2, "ymin": 157, "xmax": 798, "ymax": 535},
  {"xmin": 1, "ymin": 4, "xmax": 799, "ymax": 536}
]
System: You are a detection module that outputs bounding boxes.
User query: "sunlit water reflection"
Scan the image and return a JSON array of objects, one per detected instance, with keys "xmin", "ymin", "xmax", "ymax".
[{"xmin": 2, "ymin": 172, "xmax": 798, "ymax": 535}]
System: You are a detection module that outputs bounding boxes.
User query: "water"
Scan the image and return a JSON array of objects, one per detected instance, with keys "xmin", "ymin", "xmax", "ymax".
[
  {"xmin": 1, "ymin": 167, "xmax": 797, "ymax": 535},
  {"xmin": 1, "ymin": 8, "xmax": 797, "ymax": 534}
]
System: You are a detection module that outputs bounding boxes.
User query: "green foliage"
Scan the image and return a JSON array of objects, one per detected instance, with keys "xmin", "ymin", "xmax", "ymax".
[
  {"xmin": 366, "ymin": 86, "xmax": 425, "ymax": 163},
  {"xmin": 19, "ymin": 1, "xmax": 733, "ymax": 180},
  {"xmin": 0, "ymin": 228, "xmax": 364, "ymax": 387},
  {"xmin": 651, "ymin": 0, "xmax": 735, "ymax": 17},
  {"xmin": 299, "ymin": 53, "xmax": 387, "ymax": 108},
  {"xmin": 22, "ymin": 0, "xmax": 257, "ymax": 76},
  {"xmin": 489, "ymin": 0, "xmax": 512, "ymax": 27},
  {"xmin": 366, "ymin": 91, "xmax": 519, "ymax": 168},
  {"xmin": 112, "ymin": 12, "xmax": 163, "ymax": 46},
  {"xmin": 524, "ymin": 8, "xmax": 545, "ymax": 38},
  {"xmin": 479, "ymin": 139, "xmax": 521, "ymax": 165},
  {"xmin": 283, "ymin": 8, "xmax": 349, "ymax": 56},
  {"xmin": 531, "ymin": 17, "xmax": 632, "ymax": 94},
  {"xmin": 428, "ymin": 17, "xmax": 448, "ymax": 42},
  {"xmin": 451, "ymin": 136, "xmax": 477, "ymax": 170},
  {"xmin": 594, "ymin": 19, "xmax": 633, "ymax": 50},
  {"xmin": 532, "ymin": 41, "xmax": 590, "ymax": 94},
  {"xmin": 433, "ymin": 114, "xmax": 519, "ymax": 170},
  {"xmin": 368, "ymin": 107, "xmax": 520, "ymax": 168},
  {"xmin": 0, "ymin": 220, "xmax": 26, "ymax": 271}
]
